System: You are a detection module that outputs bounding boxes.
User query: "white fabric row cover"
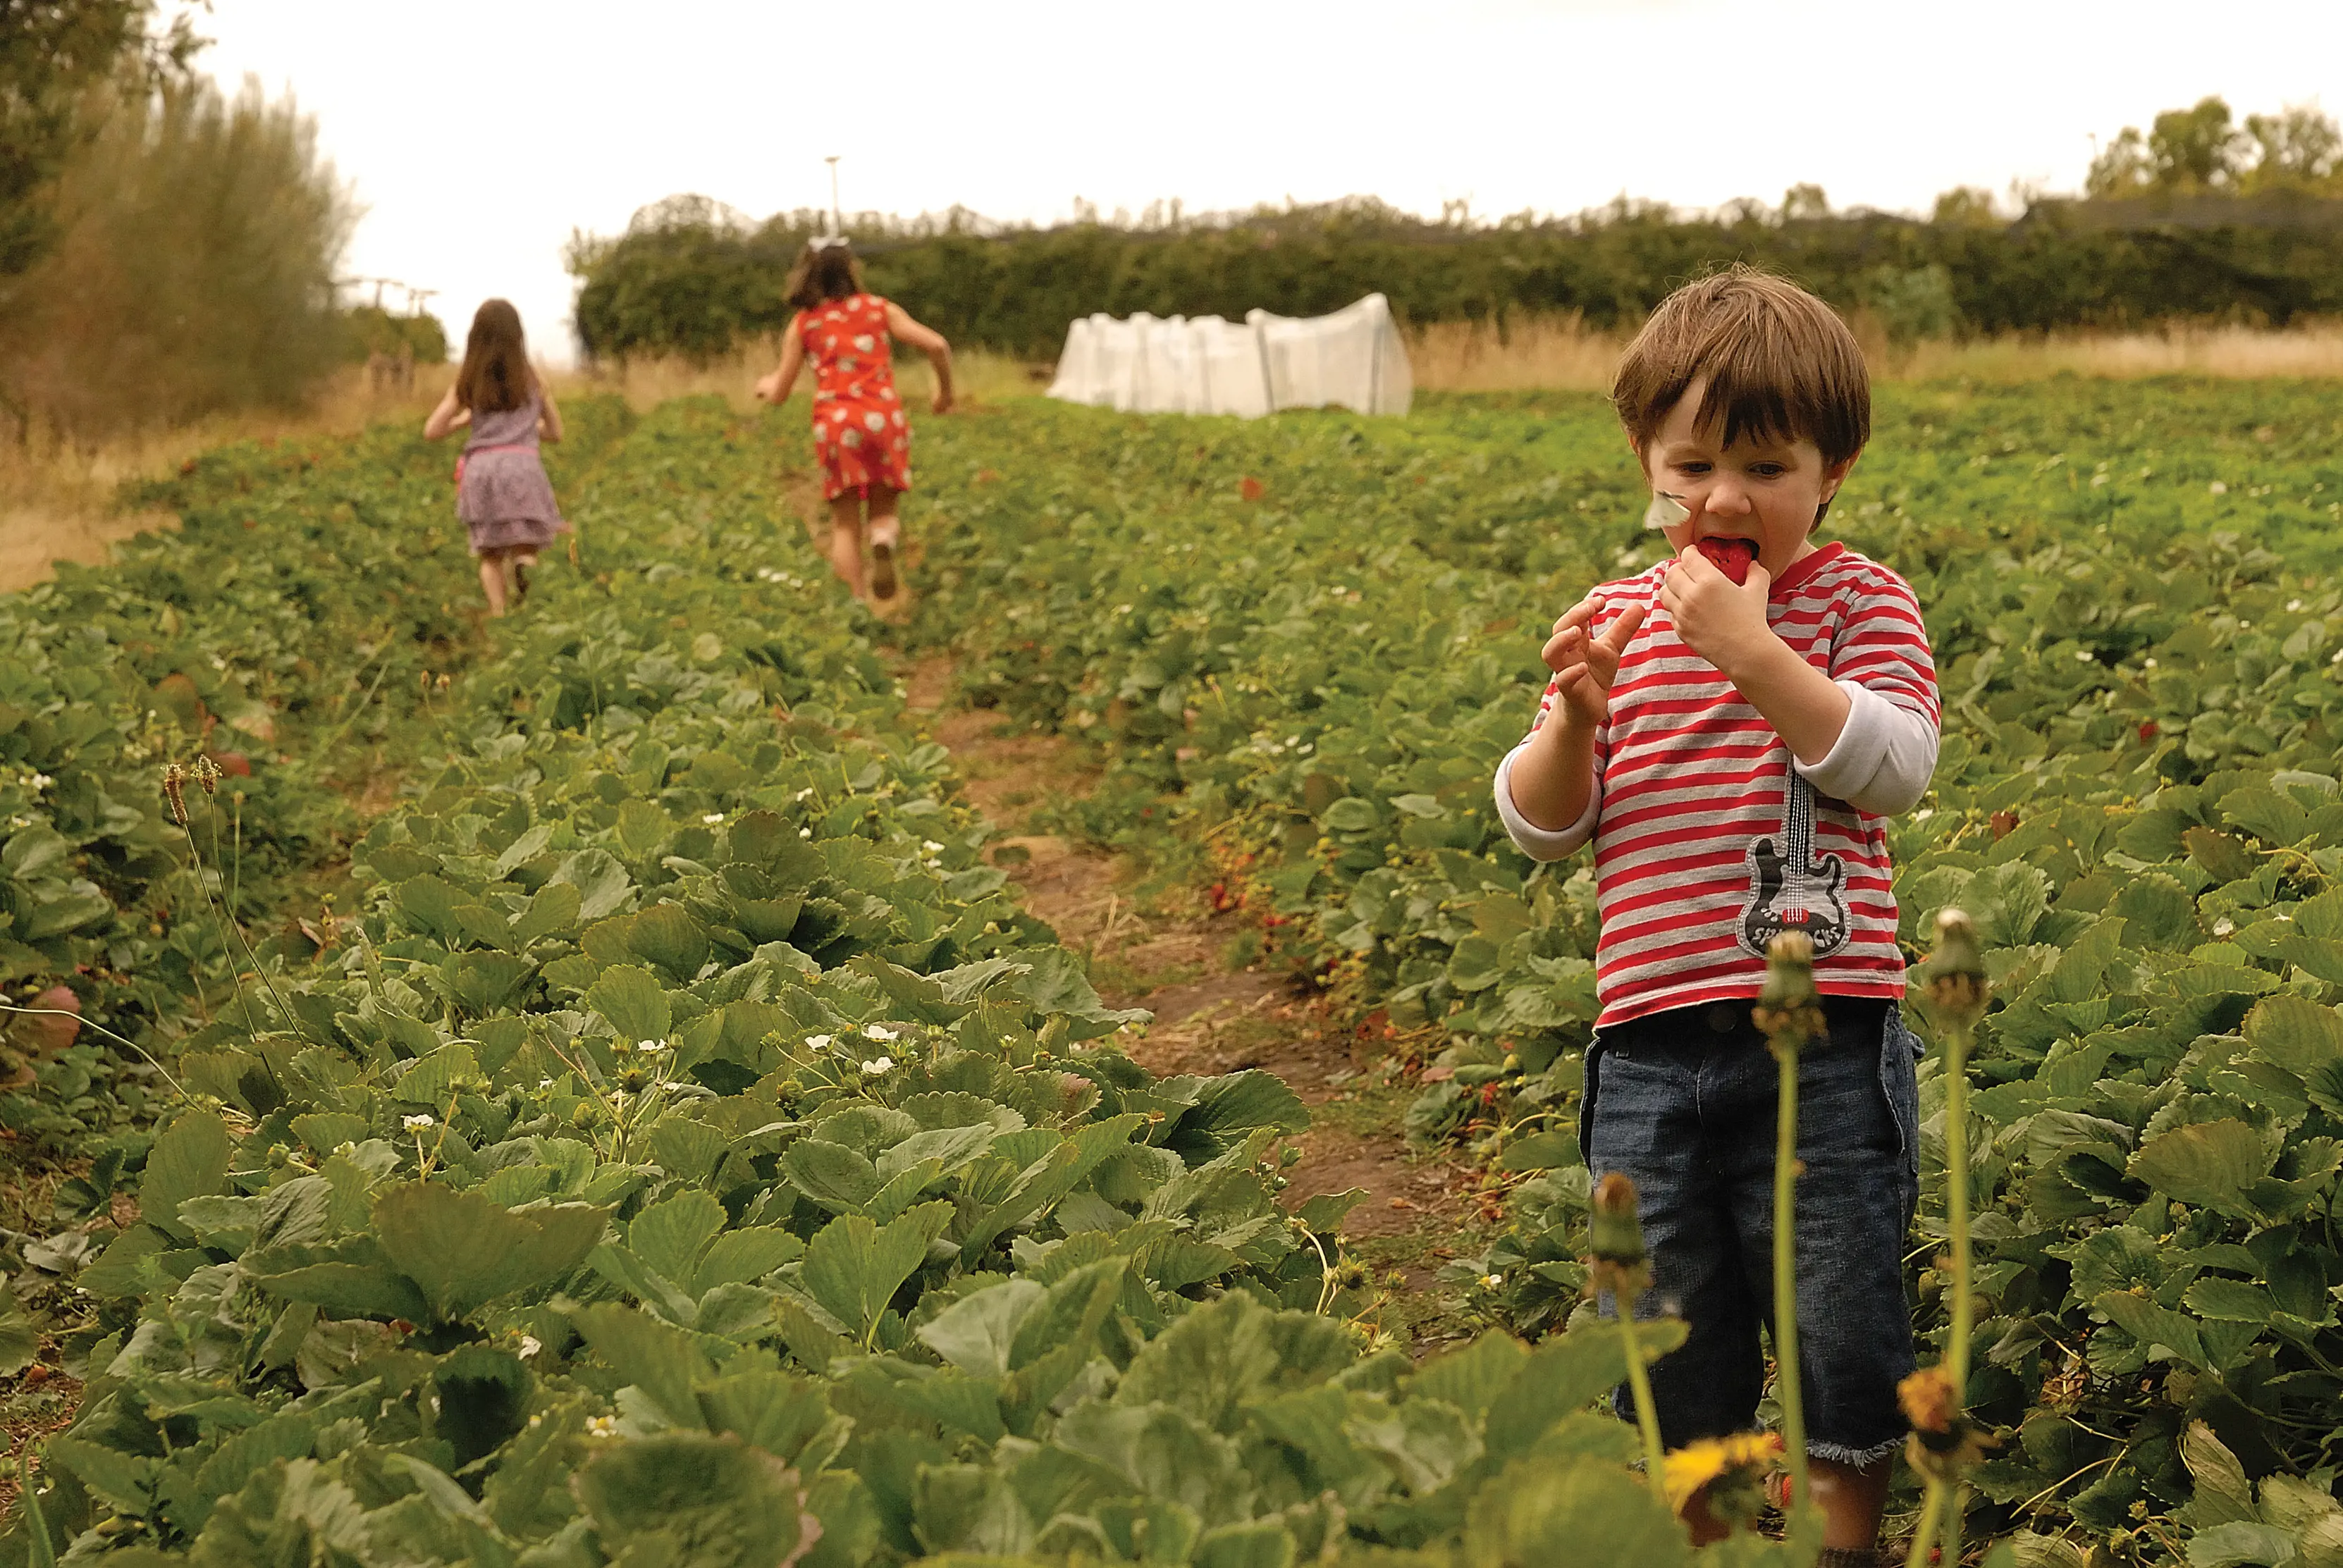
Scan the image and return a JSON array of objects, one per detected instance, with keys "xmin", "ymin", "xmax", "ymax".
[{"xmin": 1045, "ymin": 293, "xmax": 1412, "ymax": 418}]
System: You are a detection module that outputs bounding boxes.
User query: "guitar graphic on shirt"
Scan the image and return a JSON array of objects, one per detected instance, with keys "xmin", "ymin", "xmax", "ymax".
[{"xmin": 1739, "ymin": 774, "xmax": 1852, "ymax": 958}]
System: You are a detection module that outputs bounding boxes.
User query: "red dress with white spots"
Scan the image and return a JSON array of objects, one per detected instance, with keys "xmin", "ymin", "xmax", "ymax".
[{"xmin": 799, "ymin": 292, "xmax": 912, "ymax": 500}]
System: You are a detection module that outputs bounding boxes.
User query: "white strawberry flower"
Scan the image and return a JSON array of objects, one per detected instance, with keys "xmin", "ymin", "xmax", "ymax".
[
  {"xmin": 806, "ymin": 1035, "xmax": 834, "ymax": 1051},
  {"xmin": 519, "ymin": 1335, "xmax": 542, "ymax": 1359},
  {"xmin": 2213, "ymin": 917, "xmax": 2237, "ymax": 937},
  {"xmin": 639, "ymin": 1039, "xmax": 669, "ymax": 1056},
  {"xmin": 2209, "ymin": 481, "xmax": 2228, "ymax": 495},
  {"xmin": 922, "ymin": 840, "xmax": 945, "ymax": 853},
  {"xmin": 865, "ymin": 1023, "xmax": 898, "ymax": 1042},
  {"xmin": 703, "ymin": 813, "xmax": 724, "ymax": 824},
  {"xmin": 586, "ymin": 1415, "xmax": 618, "ymax": 1438},
  {"xmin": 402, "ymin": 1113, "xmax": 434, "ymax": 1132},
  {"xmin": 861, "ymin": 1056, "xmax": 894, "ymax": 1075},
  {"xmin": 1482, "ymin": 1273, "xmax": 1504, "ymax": 1289},
  {"xmin": 799, "ymin": 827, "xmax": 813, "ymax": 838}
]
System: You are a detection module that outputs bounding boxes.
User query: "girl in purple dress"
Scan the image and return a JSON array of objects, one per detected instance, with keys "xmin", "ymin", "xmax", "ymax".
[{"xmin": 424, "ymin": 300, "xmax": 568, "ymax": 617}]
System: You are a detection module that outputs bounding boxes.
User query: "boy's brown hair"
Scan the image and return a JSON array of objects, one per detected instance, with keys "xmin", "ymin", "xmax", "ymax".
[
  {"xmin": 455, "ymin": 299, "xmax": 536, "ymax": 416},
  {"xmin": 1611, "ymin": 264, "xmax": 1869, "ymax": 473}
]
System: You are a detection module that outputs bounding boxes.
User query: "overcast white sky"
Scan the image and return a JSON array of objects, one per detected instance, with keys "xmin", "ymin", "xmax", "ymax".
[{"xmin": 201, "ymin": 0, "xmax": 2343, "ymax": 364}]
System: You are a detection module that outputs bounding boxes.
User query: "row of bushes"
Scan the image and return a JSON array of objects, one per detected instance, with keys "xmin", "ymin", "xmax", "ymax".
[{"xmin": 568, "ymin": 194, "xmax": 2343, "ymax": 362}]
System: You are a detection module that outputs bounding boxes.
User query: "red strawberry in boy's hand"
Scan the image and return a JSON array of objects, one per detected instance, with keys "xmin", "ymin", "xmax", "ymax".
[{"xmin": 1694, "ymin": 537, "xmax": 1758, "ymax": 585}]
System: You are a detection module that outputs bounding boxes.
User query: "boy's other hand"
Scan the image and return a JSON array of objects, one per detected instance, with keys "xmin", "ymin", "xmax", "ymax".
[
  {"xmin": 1542, "ymin": 595, "xmax": 1647, "ymax": 727},
  {"xmin": 1662, "ymin": 546, "xmax": 1773, "ymax": 675}
]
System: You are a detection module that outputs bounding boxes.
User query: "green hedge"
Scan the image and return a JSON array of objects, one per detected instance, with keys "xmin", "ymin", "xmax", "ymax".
[{"xmin": 569, "ymin": 197, "xmax": 2343, "ymax": 362}]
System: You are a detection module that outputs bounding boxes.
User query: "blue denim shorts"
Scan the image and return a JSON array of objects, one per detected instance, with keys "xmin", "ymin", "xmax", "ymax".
[{"xmin": 1580, "ymin": 996, "xmax": 1923, "ymax": 1467}]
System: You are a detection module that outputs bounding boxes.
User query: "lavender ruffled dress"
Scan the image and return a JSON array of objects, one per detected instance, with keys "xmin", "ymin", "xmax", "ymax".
[{"xmin": 457, "ymin": 394, "xmax": 567, "ymax": 557}]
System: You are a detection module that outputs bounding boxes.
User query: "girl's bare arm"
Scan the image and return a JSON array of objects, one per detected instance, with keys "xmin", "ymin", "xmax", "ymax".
[
  {"xmin": 538, "ymin": 388, "xmax": 565, "ymax": 443},
  {"xmin": 885, "ymin": 302, "xmax": 954, "ymax": 412},
  {"xmin": 756, "ymin": 328, "xmax": 807, "ymax": 405},
  {"xmin": 422, "ymin": 385, "xmax": 467, "ymax": 441}
]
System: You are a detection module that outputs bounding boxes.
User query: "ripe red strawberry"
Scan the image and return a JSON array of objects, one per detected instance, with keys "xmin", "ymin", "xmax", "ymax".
[{"xmin": 1695, "ymin": 537, "xmax": 1758, "ymax": 584}]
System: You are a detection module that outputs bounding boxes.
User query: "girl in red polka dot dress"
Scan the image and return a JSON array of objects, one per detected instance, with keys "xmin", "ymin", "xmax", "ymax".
[{"xmin": 755, "ymin": 238, "xmax": 954, "ymax": 602}]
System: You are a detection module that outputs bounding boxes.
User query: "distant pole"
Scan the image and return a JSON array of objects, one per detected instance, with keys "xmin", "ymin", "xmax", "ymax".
[{"xmin": 826, "ymin": 155, "xmax": 842, "ymax": 237}]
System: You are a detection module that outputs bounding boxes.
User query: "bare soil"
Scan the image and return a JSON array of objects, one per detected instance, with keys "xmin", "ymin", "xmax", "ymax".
[{"xmin": 904, "ymin": 656, "xmax": 1480, "ymax": 1342}]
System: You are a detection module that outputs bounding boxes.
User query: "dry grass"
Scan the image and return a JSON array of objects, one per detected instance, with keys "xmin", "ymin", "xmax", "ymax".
[
  {"xmin": 1407, "ymin": 313, "xmax": 2343, "ymax": 393},
  {"xmin": 0, "ymin": 368, "xmax": 446, "ymax": 593},
  {"xmin": 558, "ymin": 338, "xmax": 1043, "ymax": 412},
  {"xmin": 1407, "ymin": 314, "xmax": 1627, "ymax": 393},
  {"xmin": 0, "ymin": 345, "xmax": 1043, "ymax": 593}
]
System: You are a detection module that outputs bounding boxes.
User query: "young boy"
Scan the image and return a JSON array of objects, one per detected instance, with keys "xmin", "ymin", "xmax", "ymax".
[{"xmin": 1494, "ymin": 266, "xmax": 1940, "ymax": 1566}]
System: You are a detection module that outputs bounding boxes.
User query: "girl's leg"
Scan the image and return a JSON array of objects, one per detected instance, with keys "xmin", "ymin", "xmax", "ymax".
[
  {"xmin": 866, "ymin": 486, "xmax": 902, "ymax": 599},
  {"xmin": 477, "ymin": 548, "xmax": 510, "ymax": 617},
  {"xmin": 826, "ymin": 493, "xmax": 867, "ymax": 598}
]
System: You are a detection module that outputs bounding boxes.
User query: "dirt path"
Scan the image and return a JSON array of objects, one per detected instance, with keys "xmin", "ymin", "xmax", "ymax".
[{"xmin": 902, "ymin": 656, "xmax": 1483, "ymax": 1350}]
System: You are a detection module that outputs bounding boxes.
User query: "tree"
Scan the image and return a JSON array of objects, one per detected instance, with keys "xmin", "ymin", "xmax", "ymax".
[
  {"xmin": 0, "ymin": 1, "xmax": 199, "ymax": 281},
  {"xmin": 2149, "ymin": 97, "xmax": 2248, "ymax": 189},
  {"xmin": 2241, "ymin": 103, "xmax": 2343, "ymax": 190},
  {"xmin": 1931, "ymin": 186, "xmax": 2002, "ymax": 226},
  {"xmin": 1781, "ymin": 183, "xmax": 1831, "ymax": 221}
]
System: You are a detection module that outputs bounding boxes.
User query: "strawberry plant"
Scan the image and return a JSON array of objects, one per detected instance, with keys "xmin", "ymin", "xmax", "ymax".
[{"xmin": 905, "ymin": 383, "xmax": 2343, "ymax": 1562}]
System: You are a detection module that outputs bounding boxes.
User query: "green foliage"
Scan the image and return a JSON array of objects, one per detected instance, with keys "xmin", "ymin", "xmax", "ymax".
[
  {"xmin": 0, "ymin": 400, "xmax": 634, "ymax": 1147},
  {"xmin": 0, "ymin": 0, "xmax": 164, "ymax": 278},
  {"xmin": 340, "ymin": 304, "xmax": 448, "ymax": 367},
  {"xmin": 570, "ymin": 190, "xmax": 2343, "ymax": 364},
  {"xmin": 4, "ymin": 397, "xmax": 1724, "ymax": 1567},
  {"xmin": 2087, "ymin": 95, "xmax": 2343, "ymax": 199},
  {"xmin": 902, "ymin": 383, "xmax": 2343, "ymax": 1558}
]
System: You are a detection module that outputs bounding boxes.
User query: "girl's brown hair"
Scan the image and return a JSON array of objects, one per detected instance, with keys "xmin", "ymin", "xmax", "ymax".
[
  {"xmin": 784, "ymin": 240, "xmax": 866, "ymax": 312},
  {"xmin": 455, "ymin": 298, "xmax": 536, "ymax": 414},
  {"xmin": 1611, "ymin": 264, "xmax": 1870, "ymax": 469}
]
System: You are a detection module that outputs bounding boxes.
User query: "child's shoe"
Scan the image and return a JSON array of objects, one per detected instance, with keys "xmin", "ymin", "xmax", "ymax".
[{"xmin": 870, "ymin": 541, "xmax": 897, "ymax": 600}]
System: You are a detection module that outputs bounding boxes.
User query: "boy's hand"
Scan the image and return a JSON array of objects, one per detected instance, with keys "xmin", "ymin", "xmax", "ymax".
[
  {"xmin": 1541, "ymin": 595, "xmax": 1647, "ymax": 727},
  {"xmin": 1661, "ymin": 547, "xmax": 1775, "ymax": 677}
]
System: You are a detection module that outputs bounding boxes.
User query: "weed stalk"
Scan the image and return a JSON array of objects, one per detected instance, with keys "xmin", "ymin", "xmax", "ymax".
[
  {"xmin": 1589, "ymin": 1171, "xmax": 1670, "ymax": 1505},
  {"xmin": 1752, "ymin": 931, "xmax": 1822, "ymax": 1548},
  {"xmin": 1904, "ymin": 907, "xmax": 1991, "ymax": 1568},
  {"xmin": 166, "ymin": 762, "xmax": 303, "ymax": 1077}
]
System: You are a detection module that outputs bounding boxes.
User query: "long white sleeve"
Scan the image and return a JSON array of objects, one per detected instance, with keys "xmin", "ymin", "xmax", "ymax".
[
  {"xmin": 1792, "ymin": 680, "xmax": 1939, "ymax": 815},
  {"xmin": 1493, "ymin": 741, "xmax": 1599, "ymax": 862}
]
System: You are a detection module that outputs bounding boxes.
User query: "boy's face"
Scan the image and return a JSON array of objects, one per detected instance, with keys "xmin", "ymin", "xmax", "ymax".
[{"xmin": 1638, "ymin": 378, "xmax": 1857, "ymax": 582}]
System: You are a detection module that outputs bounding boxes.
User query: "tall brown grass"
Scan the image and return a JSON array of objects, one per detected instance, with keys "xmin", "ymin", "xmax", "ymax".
[
  {"xmin": 0, "ymin": 75, "xmax": 354, "ymax": 440},
  {"xmin": 1405, "ymin": 313, "xmax": 2343, "ymax": 392}
]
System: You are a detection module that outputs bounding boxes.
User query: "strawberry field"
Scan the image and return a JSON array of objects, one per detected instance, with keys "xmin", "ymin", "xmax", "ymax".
[{"xmin": 1, "ymin": 381, "xmax": 2340, "ymax": 1565}]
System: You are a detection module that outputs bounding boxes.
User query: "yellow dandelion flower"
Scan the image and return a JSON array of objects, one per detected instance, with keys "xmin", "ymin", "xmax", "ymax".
[{"xmin": 1661, "ymin": 1431, "xmax": 1784, "ymax": 1514}]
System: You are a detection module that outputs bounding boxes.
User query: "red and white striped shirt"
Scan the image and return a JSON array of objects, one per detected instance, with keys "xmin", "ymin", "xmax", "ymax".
[{"xmin": 1494, "ymin": 543, "xmax": 1941, "ymax": 1029}]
